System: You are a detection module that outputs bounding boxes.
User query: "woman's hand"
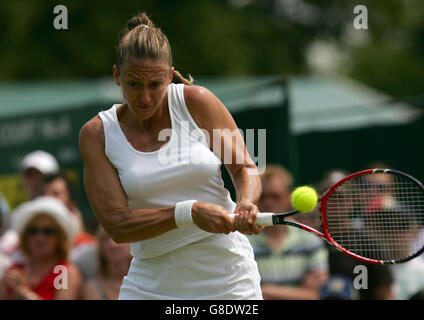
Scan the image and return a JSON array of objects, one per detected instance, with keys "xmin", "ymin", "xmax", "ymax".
[
  {"xmin": 232, "ymin": 200, "xmax": 264, "ymax": 235},
  {"xmin": 191, "ymin": 202, "xmax": 235, "ymax": 234},
  {"xmin": 3, "ymin": 269, "xmax": 37, "ymax": 300},
  {"xmin": 3, "ymin": 269, "xmax": 28, "ymax": 291}
]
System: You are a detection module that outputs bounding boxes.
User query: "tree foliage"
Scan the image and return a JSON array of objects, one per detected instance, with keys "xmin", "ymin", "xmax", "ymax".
[{"xmin": 0, "ymin": 0, "xmax": 423, "ymax": 101}]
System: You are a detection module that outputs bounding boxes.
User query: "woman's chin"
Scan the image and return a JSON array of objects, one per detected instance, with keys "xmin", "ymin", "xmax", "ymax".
[
  {"xmin": 29, "ymin": 249, "xmax": 56, "ymax": 260},
  {"xmin": 128, "ymin": 105, "xmax": 155, "ymax": 119}
]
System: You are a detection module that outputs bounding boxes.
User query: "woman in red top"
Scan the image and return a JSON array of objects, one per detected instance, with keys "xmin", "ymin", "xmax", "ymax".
[{"xmin": 0, "ymin": 197, "xmax": 82, "ymax": 300}]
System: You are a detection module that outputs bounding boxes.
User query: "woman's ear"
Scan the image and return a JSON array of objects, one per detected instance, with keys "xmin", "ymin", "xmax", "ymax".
[{"xmin": 113, "ymin": 65, "xmax": 121, "ymax": 86}]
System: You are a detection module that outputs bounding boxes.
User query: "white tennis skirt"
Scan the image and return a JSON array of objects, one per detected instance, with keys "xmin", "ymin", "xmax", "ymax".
[{"xmin": 118, "ymin": 232, "xmax": 262, "ymax": 300}]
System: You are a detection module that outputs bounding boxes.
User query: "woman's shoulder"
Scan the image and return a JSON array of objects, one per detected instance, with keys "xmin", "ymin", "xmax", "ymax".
[
  {"xmin": 79, "ymin": 115, "xmax": 106, "ymax": 159},
  {"xmin": 80, "ymin": 115, "xmax": 104, "ymax": 141},
  {"xmin": 79, "ymin": 104, "xmax": 124, "ymax": 146},
  {"xmin": 57, "ymin": 260, "xmax": 80, "ymax": 273},
  {"xmin": 52, "ymin": 261, "xmax": 82, "ymax": 287},
  {"xmin": 183, "ymin": 85, "xmax": 229, "ymax": 130},
  {"xmin": 183, "ymin": 85, "xmax": 215, "ymax": 106}
]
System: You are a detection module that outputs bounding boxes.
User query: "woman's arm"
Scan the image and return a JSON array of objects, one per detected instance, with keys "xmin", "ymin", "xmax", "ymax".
[
  {"xmin": 79, "ymin": 116, "xmax": 234, "ymax": 242},
  {"xmin": 79, "ymin": 117, "xmax": 178, "ymax": 243},
  {"xmin": 261, "ymin": 269, "xmax": 329, "ymax": 300},
  {"xmin": 1, "ymin": 268, "xmax": 41, "ymax": 300},
  {"xmin": 184, "ymin": 85, "xmax": 263, "ymax": 234}
]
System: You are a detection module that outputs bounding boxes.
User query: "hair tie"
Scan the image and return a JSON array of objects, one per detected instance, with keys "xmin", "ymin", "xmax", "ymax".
[{"xmin": 139, "ymin": 24, "xmax": 150, "ymax": 29}]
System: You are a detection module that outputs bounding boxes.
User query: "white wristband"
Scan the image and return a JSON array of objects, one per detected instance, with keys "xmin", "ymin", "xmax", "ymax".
[{"xmin": 174, "ymin": 200, "xmax": 197, "ymax": 228}]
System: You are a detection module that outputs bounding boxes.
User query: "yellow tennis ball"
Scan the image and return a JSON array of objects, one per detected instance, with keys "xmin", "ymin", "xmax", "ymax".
[{"xmin": 291, "ymin": 186, "xmax": 318, "ymax": 212}]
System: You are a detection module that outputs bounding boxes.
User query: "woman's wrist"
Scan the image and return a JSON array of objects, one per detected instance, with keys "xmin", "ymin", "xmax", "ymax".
[
  {"xmin": 237, "ymin": 198, "xmax": 258, "ymax": 206},
  {"xmin": 234, "ymin": 167, "xmax": 262, "ymax": 205},
  {"xmin": 174, "ymin": 200, "xmax": 197, "ymax": 228},
  {"xmin": 16, "ymin": 286, "xmax": 39, "ymax": 300}
]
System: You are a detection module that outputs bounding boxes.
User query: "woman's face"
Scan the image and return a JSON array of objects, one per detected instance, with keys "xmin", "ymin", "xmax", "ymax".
[
  {"xmin": 43, "ymin": 178, "xmax": 72, "ymax": 208},
  {"xmin": 113, "ymin": 58, "xmax": 174, "ymax": 120},
  {"xmin": 24, "ymin": 215, "xmax": 59, "ymax": 259}
]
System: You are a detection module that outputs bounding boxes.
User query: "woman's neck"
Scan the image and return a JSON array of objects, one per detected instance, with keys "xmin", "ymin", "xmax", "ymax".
[{"xmin": 29, "ymin": 255, "xmax": 59, "ymax": 271}]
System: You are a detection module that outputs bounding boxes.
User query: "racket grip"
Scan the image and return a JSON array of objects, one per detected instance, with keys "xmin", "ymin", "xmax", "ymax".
[{"xmin": 228, "ymin": 212, "xmax": 274, "ymax": 226}]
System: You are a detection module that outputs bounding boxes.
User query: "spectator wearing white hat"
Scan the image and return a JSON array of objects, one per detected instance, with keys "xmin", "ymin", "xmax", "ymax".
[
  {"xmin": 0, "ymin": 195, "xmax": 18, "ymax": 256},
  {"xmin": 0, "ymin": 195, "xmax": 16, "ymax": 280},
  {"xmin": 39, "ymin": 172, "xmax": 98, "ymax": 282},
  {"xmin": 0, "ymin": 197, "xmax": 82, "ymax": 300},
  {"xmin": 20, "ymin": 150, "xmax": 60, "ymax": 200}
]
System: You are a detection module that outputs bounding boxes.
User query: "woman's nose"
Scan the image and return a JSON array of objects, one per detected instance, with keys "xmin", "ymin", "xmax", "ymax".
[{"xmin": 138, "ymin": 88, "xmax": 151, "ymax": 105}]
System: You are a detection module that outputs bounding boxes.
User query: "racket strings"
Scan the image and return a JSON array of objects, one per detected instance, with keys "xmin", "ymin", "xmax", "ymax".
[{"xmin": 325, "ymin": 172, "xmax": 424, "ymax": 261}]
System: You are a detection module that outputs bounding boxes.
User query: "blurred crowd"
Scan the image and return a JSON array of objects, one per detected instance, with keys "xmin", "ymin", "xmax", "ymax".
[
  {"xmin": 0, "ymin": 150, "xmax": 131, "ymax": 300},
  {"xmin": 249, "ymin": 163, "xmax": 424, "ymax": 300},
  {"xmin": 0, "ymin": 150, "xmax": 423, "ymax": 300}
]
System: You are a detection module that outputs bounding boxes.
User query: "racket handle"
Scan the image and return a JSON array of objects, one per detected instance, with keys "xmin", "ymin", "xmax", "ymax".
[{"xmin": 228, "ymin": 212, "xmax": 274, "ymax": 226}]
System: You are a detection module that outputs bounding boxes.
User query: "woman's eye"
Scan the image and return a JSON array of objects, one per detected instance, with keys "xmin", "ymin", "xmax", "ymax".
[{"xmin": 128, "ymin": 82, "xmax": 137, "ymax": 87}]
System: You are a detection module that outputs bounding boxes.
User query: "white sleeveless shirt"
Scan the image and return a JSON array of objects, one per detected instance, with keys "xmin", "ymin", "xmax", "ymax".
[{"xmin": 98, "ymin": 83, "xmax": 236, "ymax": 259}]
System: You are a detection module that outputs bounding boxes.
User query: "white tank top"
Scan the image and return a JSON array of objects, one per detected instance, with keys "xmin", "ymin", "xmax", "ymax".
[{"xmin": 98, "ymin": 83, "xmax": 236, "ymax": 259}]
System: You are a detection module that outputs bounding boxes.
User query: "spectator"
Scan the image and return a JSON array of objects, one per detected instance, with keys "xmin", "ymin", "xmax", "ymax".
[
  {"xmin": 0, "ymin": 195, "xmax": 16, "ymax": 279},
  {"xmin": 81, "ymin": 225, "xmax": 131, "ymax": 300},
  {"xmin": 0, "ymin": 250, "xmax": 10, "ymax": 281},
  {"xmin": 39, "ymin": 172, "xmax": 98, "ymax": 282},
  {"xmin": 40, "ymin": 172, "xmax": 97, "ymax": 247},
  {"xmin": 0, "ymin": 194, "xmax": 19, "ymax": 256},
  {"xmin": 248, "ymin": 164, "xmax": 329, "ymax": 300},
  {"xmin": 389, "ymin": 209, "xmax": 424, "ymax": 300},
  {"xmin": 319, "ymin": 168, "xmax": 395, "ymax": 300},
  {"xmin": 20, "ymin": 150, "xmax": 59, "ymax": 200},
  {"xmin": 0, "ymin": 197, "xmax": 82, "ymax": 300},
  {"xmin": 391, "ymin": 252, "xmax": 424, "ymax": 299}
]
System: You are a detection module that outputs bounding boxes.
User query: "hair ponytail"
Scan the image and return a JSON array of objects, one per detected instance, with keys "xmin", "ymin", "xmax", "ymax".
[{"xmin": 172, "ymin": 70, "xmax": 194, "ymax": 85}]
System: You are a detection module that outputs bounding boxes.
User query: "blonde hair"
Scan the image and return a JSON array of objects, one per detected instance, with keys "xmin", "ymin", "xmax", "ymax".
[
  {"xmin": 115, "ymin": 12, "xmax": 194, "ymax": 85},
  {"xmin": 260, "ymin": 164, "xmax": 294, "ymax": 192}
]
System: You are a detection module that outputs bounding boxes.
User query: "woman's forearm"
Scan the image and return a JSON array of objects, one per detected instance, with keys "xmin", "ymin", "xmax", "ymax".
[
  {"xmin": 102, "ymin": 206, "xmax": 178, "ymax": 243},
  {"xmin": 232, "ymin": 166, "xmax": 262, "ymax": 204}
]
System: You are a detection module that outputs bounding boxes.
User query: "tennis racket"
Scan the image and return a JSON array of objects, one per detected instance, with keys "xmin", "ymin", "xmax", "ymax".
[{"xmin": 230, "ymin": 169, "xmax": 424, "ymax": 265}]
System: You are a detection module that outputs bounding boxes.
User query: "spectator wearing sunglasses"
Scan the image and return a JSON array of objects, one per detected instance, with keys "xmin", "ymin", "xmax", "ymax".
[
  {"xmin": 39, "ymin": 172, "xmax": 98, "ymax": 282},
  {"xmin": 0, "ymin": 195, "xmax": 18, "ymax": 280},
  {"xmin": 0, "ymin": 197, "xmax": 82, "ymax": 300}
]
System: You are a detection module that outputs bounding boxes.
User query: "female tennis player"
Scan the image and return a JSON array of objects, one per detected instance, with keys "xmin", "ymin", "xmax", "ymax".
[{"xmin": 79, "ymin": 12, "xmax": 263, "ymax": 299}]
